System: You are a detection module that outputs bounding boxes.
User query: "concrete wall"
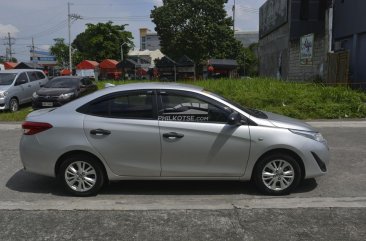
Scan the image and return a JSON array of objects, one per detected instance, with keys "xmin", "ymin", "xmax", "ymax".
[
  {"xmin": 258, "ymin": 23, "xmax": 290, "ymax": 79},
  {"xmin": 288, "ymin": 34, "xmax": 326, "ymax": 81},
  {"xmin": 333, "ymin": 0, "xmax": 366, "ymax": 39},
  {"xmin": 333, "ymin": 0, "xmax": 366, "ymax": 89}
]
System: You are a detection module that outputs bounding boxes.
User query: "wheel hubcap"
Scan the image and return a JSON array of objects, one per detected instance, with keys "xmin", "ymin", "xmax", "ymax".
[
  {"xmin": 65, "ymin": 161, "xmax": 97, "ymax": 192},
  {"xmin": 10, "ymin": 100, "xmax": 18, "ymax": 112},
  {"xmin": 262, "ymin": 159, "xmax": 295, "ymax": 191}
]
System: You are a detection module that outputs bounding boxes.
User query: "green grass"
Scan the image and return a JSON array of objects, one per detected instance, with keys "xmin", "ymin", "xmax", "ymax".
[
  {"xmin": 1, "ymin": 78, "xmax": 366, "ymax": 121},
  {"xmin": 0, "ymin": 104, "xmax": 33, "ymax": 122},
  {"xmin": 184, "ymin": 78, "xmax": 366, "ymax": 120}
]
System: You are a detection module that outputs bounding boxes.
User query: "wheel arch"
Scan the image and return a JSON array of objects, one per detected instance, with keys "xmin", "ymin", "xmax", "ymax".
[
  {"xmin": 251, "ymin": 148, "xmax": 305, "ymax": 181},
  {"xmin": 55, "ymin": 150, "xmax": 109, "ymax": 182},
  {"xmin": 9, "ymin": 96, "xmax": 19, "ymax": 104}
]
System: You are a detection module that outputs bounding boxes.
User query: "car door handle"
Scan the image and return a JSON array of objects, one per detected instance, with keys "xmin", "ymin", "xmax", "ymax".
[
  {"xmin": 90, "ymin": 129, "xmax": 111, "ymax": 136},
  {"xmin": 163, "ymin": 132, "xmax": 184, "ymax": 139}
]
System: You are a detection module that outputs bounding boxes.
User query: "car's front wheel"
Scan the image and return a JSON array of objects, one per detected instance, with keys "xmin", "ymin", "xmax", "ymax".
[
  {"xmin": 9, "ymin": 98, "xmax": 19, "ymax": 112},
  {"xmin": 59, "ymin": 154, "xmax": 105, "ymax": 196},
  {"xmin": 253, "ymin": 153, "xmax": 302, "ymax": 195}
]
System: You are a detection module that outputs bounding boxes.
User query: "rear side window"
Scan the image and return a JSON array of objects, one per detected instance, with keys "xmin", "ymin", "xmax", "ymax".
[
  {"xmin": 35, "ymin": 71, "xmax": 46, "ymax": 80},
  {"xmin": 27, "ymin": 72, "xmax": 38, "ymax": 82},
  {"xmin": 79, "ymin": 91, "xmax": 155, "ymax": 120},
  {"xmin": 82, "ymin": 78, "xmax": 92, "ymax": 85}
]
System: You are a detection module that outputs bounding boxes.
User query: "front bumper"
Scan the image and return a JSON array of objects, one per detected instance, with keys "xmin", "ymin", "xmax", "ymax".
[
  {"xmin": 0, "ymin": 97, "xmax": 9, "ymax": 110},
  {"xmin": 32, "ymin": 97, "xmax": 70, "ymax": 109}
]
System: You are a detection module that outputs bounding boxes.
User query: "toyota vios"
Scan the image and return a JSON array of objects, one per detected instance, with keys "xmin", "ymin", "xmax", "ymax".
[{"xmin": 19, "ymin": 83, "xmax": 329, "ymax": 196}]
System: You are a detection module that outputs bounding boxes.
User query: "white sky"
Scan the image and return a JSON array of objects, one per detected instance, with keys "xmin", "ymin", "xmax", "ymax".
[{"xmin": 0, "ymin": 0, "xmax": 265, "ymax": 62}]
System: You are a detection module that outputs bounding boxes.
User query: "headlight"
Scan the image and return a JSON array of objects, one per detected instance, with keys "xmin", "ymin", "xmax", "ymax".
[
  {"xmin": 32, "ymin": 92, "xmax": 38, "ymax": 98},
  {"xmin": 0, "ymin": 91, "xmax": 8, "ymax": 98},
  {"xmin": 290, "ymin": 129, "xmax": 327, "ymax": 144},
  {"xmin": 58, "ymin": 92, "xmax": 74, "ymax": 100}
]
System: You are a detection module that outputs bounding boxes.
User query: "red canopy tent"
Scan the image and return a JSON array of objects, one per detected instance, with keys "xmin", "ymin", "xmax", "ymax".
[
  {"xmin": 60, "ymin": 69, "xmax": 71, "ymax": 76},
  {"xmin": 76, "ymin": 60, "xmax": 99, "ymax": 70},
  {"xmin": 99, "ymin": 59, "xmax": 121, "ymax": 79},
  {"xmin": 75, "ymin": 60, "xmax": 99, "ymax": 77},
  {"xmin": 3, "ymin": 62, "xmax": 17, "ymax": 69}
]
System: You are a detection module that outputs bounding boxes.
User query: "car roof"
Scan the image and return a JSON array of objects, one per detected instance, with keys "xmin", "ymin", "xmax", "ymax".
[
  {"xmin": 51, "ymin": 76, "xmax": 84, "ymax": 80},
  {"xmin": 0, "ymin": 69, "xmax": 44, "ymax": 74},
  {"xmin": 105, "ymin": 82, "xmax": 204, "ymax": 92}
]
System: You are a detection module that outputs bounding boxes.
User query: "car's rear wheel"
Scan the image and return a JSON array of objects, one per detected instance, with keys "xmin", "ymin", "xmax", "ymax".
[
  {"xmin": 59, "ymin": 154, "xmax": 105, "ymax": 196},
  {"xmin": 253, "ymin": 153, "xmax": 302, "ymax": 195},
  {"xmin": 9, "ymin": 98, "xmax": 19, "ymax": 112}
]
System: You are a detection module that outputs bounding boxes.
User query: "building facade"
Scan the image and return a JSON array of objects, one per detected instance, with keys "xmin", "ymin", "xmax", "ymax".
[
  {"xmin": 140, "ymin": 28, "xmax": 161, "ymax": 51},
  {"xmin": 258, "ymin": 0, "xmax": 331, "ymax": 81},
  {"xmin": 333, "ymin": 0, "xmax": 366, "ymax": 89}
]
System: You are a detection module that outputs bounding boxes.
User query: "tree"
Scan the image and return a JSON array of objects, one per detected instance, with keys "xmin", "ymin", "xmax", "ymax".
[
  {"xmin": 236, "ymin": 43, "xmax": 259, "ymax": 76},
  {"xmin": 72, "ymin": 21, "xmax": 133, "ymax": 62},
  {"xmin": 50, "ymin": 38, "xmax": 69, "ymax": 68},
  {"xmin": 0, "ymin": 57, "xmax": 17, "ymax": 63},
  {"xmin": 151, "ymin": 0, "xmax": 242, "ymax": 65}
]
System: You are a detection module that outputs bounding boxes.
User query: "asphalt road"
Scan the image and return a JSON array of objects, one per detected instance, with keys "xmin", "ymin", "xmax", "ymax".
[{"xmin": 0, "ymin": 121, "xmax": 366, "ymax": 240}]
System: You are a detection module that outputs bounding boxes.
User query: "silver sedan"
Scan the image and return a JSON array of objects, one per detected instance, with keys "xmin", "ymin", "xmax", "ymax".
[{"xmin": 19, "ymin": 83, "xmax": 329, "ymax": 196}]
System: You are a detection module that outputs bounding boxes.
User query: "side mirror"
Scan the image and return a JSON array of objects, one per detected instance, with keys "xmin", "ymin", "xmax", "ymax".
[{"xmin": 227, "ymin": 112, "xmax": 242, "ymax": 126}]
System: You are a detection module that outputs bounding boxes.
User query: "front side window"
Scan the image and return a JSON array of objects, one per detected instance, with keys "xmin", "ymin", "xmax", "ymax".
[
  {"xmin": 15, "ymin": 73, "xmax": 29, "ymax": 85},
  {"xmin": 80, "ymin": 91, "xmax": 154, "ymax": 120},
  {"xmin": 159, "ymin": 91, "xmax": 230, "ymax": 123}
]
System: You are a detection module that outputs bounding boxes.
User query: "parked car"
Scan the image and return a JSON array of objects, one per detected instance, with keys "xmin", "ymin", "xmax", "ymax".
[
  {"xmin": 0, "ymin": 69, "xmax": 48, "ymax": 112},
  {"xmin": 20, "ymin": 83, "xmax": 329, "ymax": 196},
  {"xmin": 32, "ymin": 76, "xmax": 97, "ymax": 109}
]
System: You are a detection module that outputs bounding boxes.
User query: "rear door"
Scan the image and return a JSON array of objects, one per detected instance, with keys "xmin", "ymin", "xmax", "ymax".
[
  {"xmin": 158, "ymin": 90, "xmax": 251, "ymax": 177},
  {"xmin": 14, "ymin": 72, "xmax": 31, "ymax": 103},
  {"xmin": 82, "ymin": 90, "xmax": 161, "ymax": 176},
  {"xmin": 26, "ymin": 71, "xmax": 41, "ymax": 98}
]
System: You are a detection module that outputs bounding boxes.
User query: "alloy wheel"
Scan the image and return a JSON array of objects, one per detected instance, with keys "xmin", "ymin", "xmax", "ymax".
[
  {"xmin": 261, "ymin": 159, "xmax": 295, "ymax": 191},
  {"xmin": 65, "ymin": 161, "xmax": 97, "ymax": 192}
]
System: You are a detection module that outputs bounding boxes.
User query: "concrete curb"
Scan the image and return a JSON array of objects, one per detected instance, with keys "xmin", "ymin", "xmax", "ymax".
[{"xmin": 0, "ymin": 197, "xmax": 365, "ymax": 210}]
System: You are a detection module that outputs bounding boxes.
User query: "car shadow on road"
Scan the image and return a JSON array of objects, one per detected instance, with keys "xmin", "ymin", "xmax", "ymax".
[
  {"xmin": 6, "ymin": 169, "xmax": 318, "ymax": 197},
  {"xmin": 6, "ymin": 170, "xmax": 66, "ymax": 196}
]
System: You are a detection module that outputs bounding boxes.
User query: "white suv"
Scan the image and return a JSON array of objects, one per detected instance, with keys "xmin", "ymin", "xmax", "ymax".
[{"xmin": 0, "ymin": 69, "xmax": 49, "ymax": 112}]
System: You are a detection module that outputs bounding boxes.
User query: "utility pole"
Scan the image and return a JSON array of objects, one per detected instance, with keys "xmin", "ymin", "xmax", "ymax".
[
  {"xmin": 68, "ymin": 2, "xmax": 72, "ymax": 75},
  {"xmin": 67, "ymin": 2, "xmax": 82, "ymax": 76},
  {"xmin": 31, "ymin": 38, "xmax": 36, "ymax": 69},
  {"xmin": 232, "ymin": 0, "xmax": 236, "ymax": 32},
  {"xmin": 6, "ymin": 32, "xmax": 15, "ymax": 61}
]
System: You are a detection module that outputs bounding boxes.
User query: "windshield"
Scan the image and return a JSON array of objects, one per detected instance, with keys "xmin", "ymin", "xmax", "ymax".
[
  {"xmin": 204, "ymin": 90, "xmax": 268, "ymax": 119},
  {"xmin": 44, "ymin": 78, "xmax": 79, "ymax": 88},
  {"xmin": 0, "ymin": 73, "xmax": 17, "ymax": 86}
]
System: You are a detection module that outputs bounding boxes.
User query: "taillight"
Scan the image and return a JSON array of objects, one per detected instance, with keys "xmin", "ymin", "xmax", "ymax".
[{"xmin": 22, "ymin": 121, "xmax": 53, "ymax": 135}]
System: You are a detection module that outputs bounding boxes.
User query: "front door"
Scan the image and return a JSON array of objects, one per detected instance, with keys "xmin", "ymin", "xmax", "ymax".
[{"xmin": 158, "ymin": 90, "xmax": 251, "ymax": 177}]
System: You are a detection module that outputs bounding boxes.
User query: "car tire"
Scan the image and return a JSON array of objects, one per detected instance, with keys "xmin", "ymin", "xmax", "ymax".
[
  {"xmin": 58, "ymin": 154, "xmax": 105, "ymax": 196},
  {"xmin": 253, "ymin": 153, "xmax": 302, "ymax": 195},
  {"xmin": 9, "ymin": 98, "xmax": 19, "ymax": 112}
]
